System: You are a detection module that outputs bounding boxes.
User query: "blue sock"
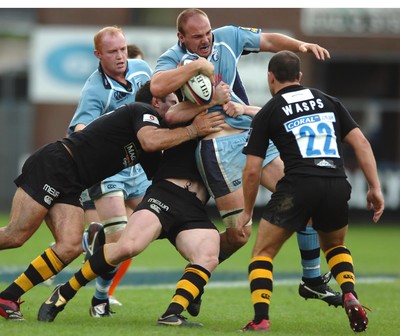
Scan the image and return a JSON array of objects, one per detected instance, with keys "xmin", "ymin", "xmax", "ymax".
[
  {"xmin": 296, "ymin": 226, "xmax": 321, "ymax": 280},
  {"xmin": 94, "ymin": 267, "xmax": 118, "ymax": 300}
]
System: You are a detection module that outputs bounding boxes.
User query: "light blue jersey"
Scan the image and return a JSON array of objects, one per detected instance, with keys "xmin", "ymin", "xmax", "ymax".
[
  {"xmin": 156, "ymin": 25, "xmax": 279, "ymax": 198},
  {"xmin": 69, "ymin": 59, "xmax": 152, "ymax": 132},
  {"xmin": 155, "ymin": 25, "xmax": 261, "ymax": 130},
  {"xmin": 69, "ymin": 59, "xmax": 153, "ymax": 206}
]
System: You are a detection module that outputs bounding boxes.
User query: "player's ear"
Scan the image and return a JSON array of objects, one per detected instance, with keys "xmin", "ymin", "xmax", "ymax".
[
  {"xmin": 177, "ymin": 31, "xmax": 184, "ymax": 43},
  {"xmin": 152, "ymin": 97, "xmax": 161, "ymax": 109},
  {"xmin": 298, "ymin": 72, "xmax": 303, "ymax": 82},
  {"xmin": 267, "ymin": 71, "xmax": 274, "ymax": 83}
]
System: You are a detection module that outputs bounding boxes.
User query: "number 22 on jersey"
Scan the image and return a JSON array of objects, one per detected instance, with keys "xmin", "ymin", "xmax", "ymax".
[{"xmin": 284, "ymin": 112, "xmax": 339, "ymax": 158}]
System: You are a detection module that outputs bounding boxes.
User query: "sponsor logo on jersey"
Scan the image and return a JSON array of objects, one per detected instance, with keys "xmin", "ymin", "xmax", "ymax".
[
  {"xmin": 114, "ymin": 91, "xmax": 129, "ymax": 101},
  {"xmin": 123, "ymin": 142, "xmax": 138, "ymax": 167},
  {"xmin": 284, "ymin": 112, "xmax": 335, "ymax": 132},
  {"xmin": 315, "ymin": 159, "xmax": 336, "ymax": 169},
  {"xmin": 148, "ymin": 197, "xmax": 169, "ymax": 211},
  {"xmin": 143, "ymin": 114, "xmax": 160, "ymax": 125}
]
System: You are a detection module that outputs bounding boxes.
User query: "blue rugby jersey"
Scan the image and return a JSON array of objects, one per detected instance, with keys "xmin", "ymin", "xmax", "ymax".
[
  {"xmin": 155, "ymin": 25, "xmax": 261, "ymax": 130},
  {"xmin": 68, "ymin": 58, "xmax": 152, "ymax": 133}
]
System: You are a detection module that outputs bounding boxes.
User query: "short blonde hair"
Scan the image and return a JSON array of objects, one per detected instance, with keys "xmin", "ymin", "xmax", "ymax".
[
  {"xmin": 93, "ymin": 26, "xmax": 125, "ymax": 51},
  {"xmin": 176, "ymin": 8, "xmax": 208, "ymax": 35}
]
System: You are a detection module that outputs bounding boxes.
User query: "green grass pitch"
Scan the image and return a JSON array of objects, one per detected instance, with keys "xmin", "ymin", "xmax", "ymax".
[{"xmin": 0, "ymin": 213, "xmax": 399, "ymax": 335}]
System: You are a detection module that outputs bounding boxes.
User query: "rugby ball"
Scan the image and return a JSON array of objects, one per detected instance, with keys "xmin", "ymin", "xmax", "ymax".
[{"xmin": 181, "ymin": 72, "xmax": 214, "ymax": 105}]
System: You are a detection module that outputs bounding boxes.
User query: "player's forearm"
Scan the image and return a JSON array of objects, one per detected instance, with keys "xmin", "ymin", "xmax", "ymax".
[
  {"xmin": 164, "ymin": 101, "xmax": 205, "ymax": 125},
  {"xmin": 151, "ymin": 64, "xmax": 204, "ymax": 97},
  {"xmin": 354, "ymin": 141, "xmax": 381, "ymax": 190},
  {"xmin": 260, "ymin": 33, "xmax": 304, "ymax": 53},
  {"xmin": 138, "ymin": 127, "xmax": 193, "ymax": 151},
  {"xmin": 242, "ymin": 171, "xmax": 261, "ymax": 214},
  {"xmin": 243, "ymin": 105, "xmax": 261, "ymax": 117}
]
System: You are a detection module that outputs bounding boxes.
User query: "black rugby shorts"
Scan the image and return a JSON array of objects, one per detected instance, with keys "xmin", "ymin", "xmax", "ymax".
[
  {"xmin": 262, "ymin": 175, "xmax": 351, "ymax": 232},
  {"xmin": 135, "ymin": 179, "xmax": 217, "ymax": 245},
  {"xmin": 14, "ymin": 142, "xmax": 84, "ymax": 209}
]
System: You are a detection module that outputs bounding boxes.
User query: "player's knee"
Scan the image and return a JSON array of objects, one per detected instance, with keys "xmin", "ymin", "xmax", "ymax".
[
  {"xmin": 52, "ymin": 241, "xmax": 82, "ymax": 264},
  {"xmin": 211, "ymin": 253, "xmax": 220, "ymax": 269},
  {"xmin": 224, "ymin": 226, "xmax": 251, "ymax": 247},
  {"xmin": 220, "ymin": 208, "xmax": 252, "ymax": 228},
  {"xmin": 204, "ymin": 254, "xmax": 219, "ymax": 272},
  {"xmin": 220, "ymin": 209, "xmax": 252, "ymax": 245},
  {"xmin": 8, "ymin": 236, "xmax": 25, "ymax": 248},
  {"xmin": 1, "ymin": 225, "xmax": 32, "ymax": 248},
  {"xmin": 116, "ymin": 240, "xmax": 139, "ymax": 261},
  {"xmin": 103, "ymin": 216, "xmax": 127, "ymax": 235}
]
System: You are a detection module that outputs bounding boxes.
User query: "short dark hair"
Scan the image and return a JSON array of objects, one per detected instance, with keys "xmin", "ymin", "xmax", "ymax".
[
  {"xmin": 135, "ymin": 81, "xmax": 152, "ymax": 104},
  {"xmin": 268, "ymin": 51, "xmax": 300, "ymax": 82},
  {"xmin": 127, "ymin": 44, "xmax": 144, "ymax": 59},
  {"xmin": 135, "ymin": 80, "xmax": 173, "ymax": 104}
]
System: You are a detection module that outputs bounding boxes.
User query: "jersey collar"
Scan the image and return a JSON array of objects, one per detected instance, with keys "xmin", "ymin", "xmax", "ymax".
[{"xmin": 98, "ymin": 62, "xmax": 132, "ymax": 92}]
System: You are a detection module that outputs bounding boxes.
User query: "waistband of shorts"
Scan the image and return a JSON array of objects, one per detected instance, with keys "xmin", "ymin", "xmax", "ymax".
[
  {"xmin": 156, "ymin": 179, "xmax": 207, "ymax": 204},
  {"xmin": 200, "ymin": 129, "xmax": 249, "ymax": 143}
]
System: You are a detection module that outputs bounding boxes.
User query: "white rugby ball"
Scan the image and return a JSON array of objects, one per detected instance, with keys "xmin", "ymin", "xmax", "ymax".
[{"xmin": 181, "ymin": 72, "xmax": 214, "ymax": 105}]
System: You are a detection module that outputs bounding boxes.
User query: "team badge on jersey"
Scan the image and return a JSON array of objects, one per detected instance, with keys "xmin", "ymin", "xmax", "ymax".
[
  {"xmin": 211, "ymin": 49, "xmax": 220, "ymax": 62},
  {"xmin": 239, "ymin": 27, "xmax": 260, "ymax": 34},
  {"xmin": 143, "ymin": 114, "xmax": 160, "ymax": 125}
]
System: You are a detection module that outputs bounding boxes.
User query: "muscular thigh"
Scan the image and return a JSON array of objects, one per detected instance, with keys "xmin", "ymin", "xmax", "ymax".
[
  {"xmin": 45, "ymin": 202, "xmax": 84, "ymax": 263},
  {"xmin": 176, "ymin": 228, "xmax": 220, "ymax": 263},
  {"xmin": 252, "ymin": 218, "xmax": 293, "ymax": 258},
  {"xmin": 94, "ymin": 194, "xmax": 126, "ymax": 219},
  {"xmin": 121, "ymin": 209, "xmax": 163, "ymax": 254},
  {"xmin": 262, "ymin": 175, "xmax": 316, "ymax": 232},
  {"xmin": 6, "ymin": 188, "xmax": 48, "ymax": 243},
  {"xmin": 46, "ymin": 202, "xmax": 83, "ymax": 236},
  {"xmin": 260, "ymin": 155, "xmax": 284, "ymax": 193}
]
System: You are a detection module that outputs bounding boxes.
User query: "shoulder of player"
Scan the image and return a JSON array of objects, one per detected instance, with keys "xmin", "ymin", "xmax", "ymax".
[
  {"xmin": 127, "ymin": 58, "xmax": 148, "ymax": 66},
  {"xmin": 213, "ymin": 25, "xmax": 245, "ymax": 34},
  {"xmin": 79, "ymin": 77, "xmax": 108, "ymax": 103},
  {"xmin": 154, "ymin": 46, "xmax": 184, "ymax": 72},
  {"xmin": 261, "ymin": 94, "xmax": 283, "ymax": 112},
  {"xmin": 211, "ymin": 25, "xmax": 239, "ymax": 41},
  {"xmin": 126, "ymin": 59, "xmax": 153, "ymax": 73},
  {"xmin": 214, "ymin": 25, "xmax": 260, "ymax": 36},
  {"xmin": 81, "ymin": 68, "xmax": 103, "ymax": 88},
  {"xmin": 160, "ymin": 43, "xmax": 186, "ymax": 61}
]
